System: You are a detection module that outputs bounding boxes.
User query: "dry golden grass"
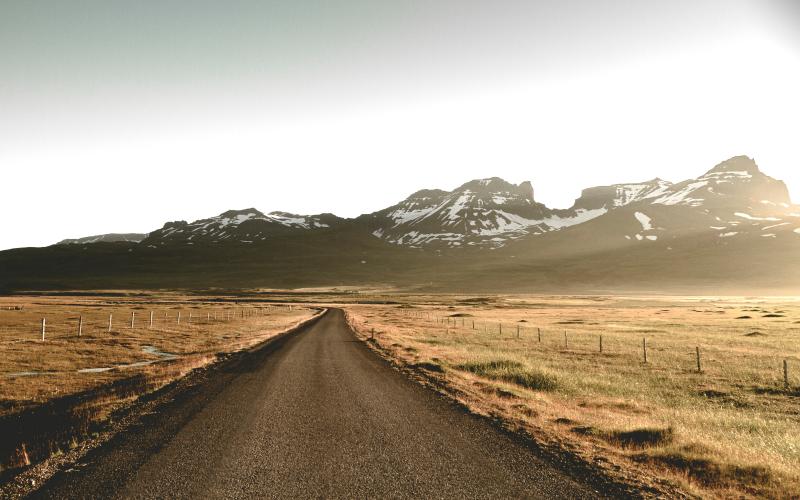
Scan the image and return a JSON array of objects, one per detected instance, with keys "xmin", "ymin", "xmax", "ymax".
[
  {"xmin": 0, "ymin": 294, "xmax": 316, "ymax": 415},
  {"xmin": 345, "ymin": 295, "xmax": 800, "ymax": 498}
]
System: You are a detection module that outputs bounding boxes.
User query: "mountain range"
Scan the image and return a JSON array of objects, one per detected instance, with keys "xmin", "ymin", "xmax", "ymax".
[{"xmin": 3, "ymin": 155, "xmax": 799, "ymax": 293}]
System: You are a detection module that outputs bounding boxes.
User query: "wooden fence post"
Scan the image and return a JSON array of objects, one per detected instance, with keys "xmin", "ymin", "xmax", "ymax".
[
  {"xmin": 78, "ymin": 315, "xmax": 83, "ymax": 337},
  {"xmin": 696, "ymin": 346, "xmax": 701, "ymax": 372},
  {"xmin": 785, "ymin": 359, "xmax": 790, "ymax": 388},
  {"xmin": 564, "ymin": 330, "xmax": 567, "ymax": 349},
  {"xmin": 599, "ymin": 334, "xmax": 603, "ymax": 353},
  {"xmin": 130, "ymin": 311, "xmax": 135, "ymax": 329},
  {"xmin": 499, "ymin": 323, "xmax": 502, "ymax": 336},
  {"xmin": 643, "ymin": 338, "xmax": 648, "ymax": 363},
  {"xmin": 108, "ymin": 313, "xmax": 113, "ymax": 333},
  {"xmin": 41, "ymin": 318, "xmax": 46, "ymax": 341},
  {"xmin": 538, "ymin": 328, "xmax": 541, "ymax": 343},
  {"xmin": 177, "ymin": 311, "xmax": 181, "ymax": 325},
  {"xmin": 149, "ymin": 311, "xmax": 154, "ymax": 329}
]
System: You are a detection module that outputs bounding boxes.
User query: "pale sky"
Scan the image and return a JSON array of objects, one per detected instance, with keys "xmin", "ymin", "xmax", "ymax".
[{"xmin": 2, "ymin": 0, "xmax": 799, "ymax": 250}]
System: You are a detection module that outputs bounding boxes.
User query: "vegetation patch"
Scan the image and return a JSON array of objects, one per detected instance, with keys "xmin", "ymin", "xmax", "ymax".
[
  {"xmin": 633, "ymin": 449, "xmax": 772, "ymax": 490},
  {"xmin": 454, "ymin": 360, "xmax": 558, "ymax": 391},
  {"xmin": 449, "ymin": 313, "xmax": 473, "ymax": 317},
  {"xmin": 744, "ymin": 331, "xmax": 766, "ymax": 337},
  {"xmin": 572, "ymin": 425, "xmax": 674, "ymax": 449},
  {"xmin": 735, "ymin": 315, "xmax": 752, "ymax": 319},
  {"xmin": 762, "ymin": 313, "xmax": 785, "ymax": 318},
  {"xmin": 410, "ymin": 361, "xmax": 444, "ymax": 373},
  {"xmin": 456, "ymin": 297, "xmax": 493, "ymax": 304}
]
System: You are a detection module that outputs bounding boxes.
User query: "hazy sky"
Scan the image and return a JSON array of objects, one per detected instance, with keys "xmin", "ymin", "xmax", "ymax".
[{"xmin": 2, "ymin": 0, "xmax": 799, "ymax": 250}]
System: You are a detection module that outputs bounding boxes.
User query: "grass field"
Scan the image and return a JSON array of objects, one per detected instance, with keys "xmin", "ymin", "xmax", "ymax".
[
  {"xmin": 3, "ymin": 290, "xmax": 799, "ymax": 497},
  {"xmin": 0, "ymin": 293, "xmax": 318, "ymax": 471},
  {"xmin": 345, "ymin": 295, "xmax": 800, "ymax": 498}
]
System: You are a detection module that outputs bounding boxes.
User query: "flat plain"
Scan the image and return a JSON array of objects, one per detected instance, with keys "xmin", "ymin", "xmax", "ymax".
[
  {"xmin": 2, "ymin": 291, "xmax": 798, "ymax": 498},
  {"xmin": 0, "ymin": 293, "xmax": 317, "ymax": 480},
  {"xmin": 346, "ymin": 294, "xmax": 800, "ymax": 498}
]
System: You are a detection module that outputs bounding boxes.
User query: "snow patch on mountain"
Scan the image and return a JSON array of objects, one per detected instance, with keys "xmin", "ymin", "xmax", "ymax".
[
  {"xmin": 634, "ymin": 212, "xmax": 653, "ymax": 231},
  {"xmin": 734, "ymin": 213, "xmax": 781, "ymax": 222},
  {"xmin": 653, "ymin": 181, "xmax": 708, "ymax": 206}
]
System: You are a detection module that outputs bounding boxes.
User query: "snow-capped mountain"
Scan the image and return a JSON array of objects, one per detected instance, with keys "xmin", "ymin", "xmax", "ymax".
[
  {"xmin": 52, "ymin": 156, "xmax": 799, "ymax": 252},
  {"xmin": 143, "ymin": 209, "xmax": 342, "ymax": 245},
  {"xmin": 15, "ymin": 155, "xmax": 800, "ymax": 293},
  {"xmin": 359, "ymin": 156, "xmax": 797, "ymax": 249},
  {"xmin": 588, "ymin": 156, "xmax": 800, "ymax": 245},
  {"xmin": 571, "ymin": 178, "xmax": 673, "ymax": 211},
  {"xmin": 361, "ymin": 177, "xmax": 607, "ymax": 248},
  {"xmin": 58, "ymin": 233, "xmax": 148, "ymax": 245}
]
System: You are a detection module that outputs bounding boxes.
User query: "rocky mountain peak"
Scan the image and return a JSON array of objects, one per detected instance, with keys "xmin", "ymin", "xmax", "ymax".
[
  {"xmin": 217, "ymin": 208, "xmax": 266, "ymax": 219},
  {"xmin": 454, "ymin": 178, "xmax": 535, "ymax": 202},
  {"xmin": 703, "ymin": 155, "xmax": 760, "ymax": 176}
]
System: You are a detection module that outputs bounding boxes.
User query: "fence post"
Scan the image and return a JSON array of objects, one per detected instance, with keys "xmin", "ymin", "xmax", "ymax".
[
  {"xmin": 108, "ymin": 313, "xmax": 112, "ymax": 333},
  {"xmin": 149, "ymin": 311, "xmax": 154, "ymax": 329},
  {"xmin": 371, "ymin": 327, "xmax": 374, "ymax": 340},
  {"xmin": 472, "ymin": 320, "xmax": 475, "ymax": 329},
  {"xmin": 130, "ymin": 311, "xmax": 135, "ymax": 329},
  {"xmin": 599, "ymin": 334, "xmax": 603, "ymax": 353},
  {"xmin": 785, "ymin": 359, "xmax": 790, "ymax": 388},
  {"xmin": 499, "ymin": 323, "xmax": 502, "ymax": 336},
  {"xmin": 78, "ymin": 315, "xmax": 83, "ymax": 337},
  {"xmin": 538, "ymin": 328, "xmax": 541, "ymax": 343},
  {"xmin": 643, "ymin": 338, "xmax": 648, "ymax": 363},
  {"xmin": 564, "ymin": 330, "xmax": 567, "ymax": 349},
  {"xmin": 177, "ymin": 311, "xmax": 181, "ymax": 325},
  {"xmin": 696, "ymin": 346, "xmax": 701, "ymax": 372},
  {"xmin": 41, "ymin": 318, "xmax": 46, "ymax": 341}
]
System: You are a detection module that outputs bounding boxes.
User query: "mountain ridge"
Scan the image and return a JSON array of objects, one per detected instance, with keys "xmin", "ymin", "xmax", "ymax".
[
  {"xmin": 7, "ymin": 155, "xmax": 798, "ymax": 293},
  {"xmin": 55, "ymin": 155, "xmax": 795, "ymax": 250}
]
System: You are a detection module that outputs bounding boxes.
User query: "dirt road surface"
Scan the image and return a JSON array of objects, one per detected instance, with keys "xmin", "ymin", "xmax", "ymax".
[{"xmin": 33, "ymin": 309, "xmax": 598, "ymax": 499}]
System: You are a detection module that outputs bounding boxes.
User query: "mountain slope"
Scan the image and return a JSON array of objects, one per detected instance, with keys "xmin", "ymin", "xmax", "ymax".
[
  {"xmin": 7, "ymin": 155, "xmax": 799, "ymax": 293},
  {"xmin": 58, "ymin": 233, "xmax": 148, "ymax": 245},
  {"xmin": 360, "ymin": 177, "xmax": 606, "ymax": 248},
  {"xmin": 143, "ymin": 209, "xmax": 344, "ymax": 246}
]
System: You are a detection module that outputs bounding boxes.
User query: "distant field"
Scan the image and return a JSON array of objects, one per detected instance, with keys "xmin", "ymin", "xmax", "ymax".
[
  {"xmin": 346, "ymin": 295, "xmax": 800, "ymax": 498},
  {"xmin": 0, "ymin": 293, "xmax": 317, "ymax": 471}
]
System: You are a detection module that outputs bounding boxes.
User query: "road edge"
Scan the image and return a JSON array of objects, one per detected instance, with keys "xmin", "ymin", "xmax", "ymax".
[
  {"xmin": 341, "ymin": 308, "xmax": 692, "ymax": 499},
  {"xmin": 1, "ymin": 308, "xmax": 329, "ymax": 499}
]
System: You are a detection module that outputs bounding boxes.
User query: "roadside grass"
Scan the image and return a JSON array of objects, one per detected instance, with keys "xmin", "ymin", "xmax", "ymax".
[
  {"xmin": 346, "ymin": 295, "xmax": 800, "ymax": 498},
  {"xmin": 0, "ymin": 294, "xmax": 316, "ymax": 472},
  {"xmin": 454, "ymin": 359, "xmax": 558, "ymax": 391}
]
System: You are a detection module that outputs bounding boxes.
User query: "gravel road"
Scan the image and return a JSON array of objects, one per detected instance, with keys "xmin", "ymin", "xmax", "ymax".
[{"xmin": 33, "ymin": 308, "xmax": 597, "ymax": 499}]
